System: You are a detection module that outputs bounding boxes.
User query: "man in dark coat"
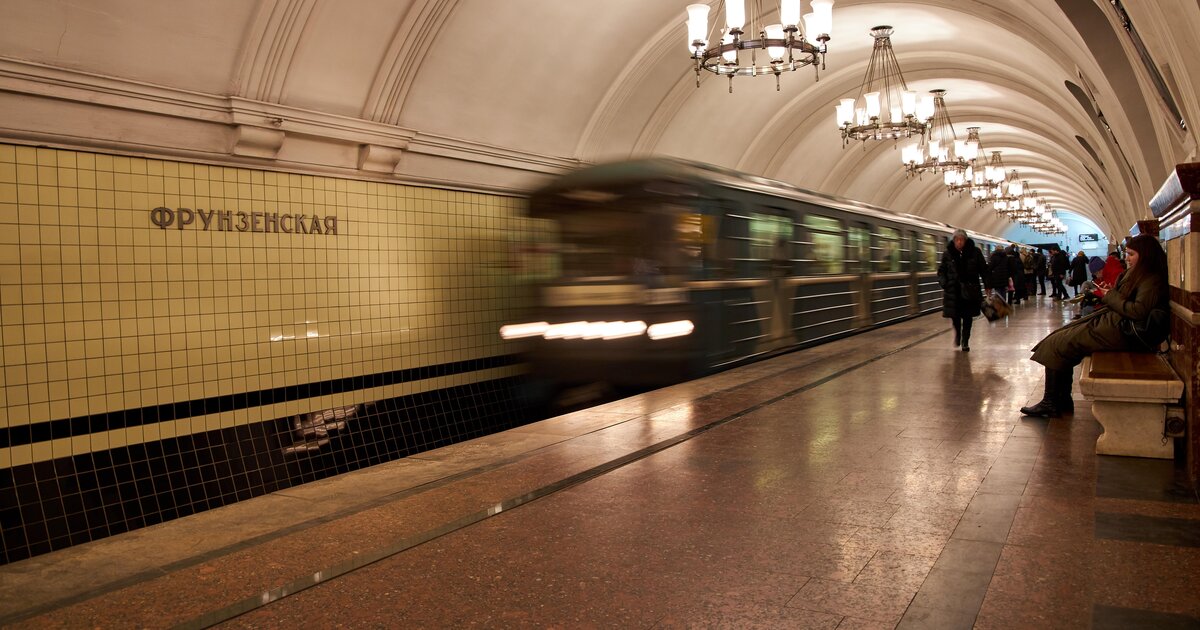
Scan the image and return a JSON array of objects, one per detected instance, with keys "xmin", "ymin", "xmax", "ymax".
[
  {"xmin": 1006, "ymin": 245, "xmax": 1025, "ymax": 304},
  {"xmin": 1049, "ymin": 245, "xmax": 1070, "ymax": 300},
  {"xmin": 938, "ymin": 229, "xmax": 988, "ymax": 352},
  {"xmin": 1069, "ymin": 251, "xmax": 1089, "ymax": 296},
  {"xmin": 1033, "ymin": 249, "xmax": 1047, "ymax": 295}
]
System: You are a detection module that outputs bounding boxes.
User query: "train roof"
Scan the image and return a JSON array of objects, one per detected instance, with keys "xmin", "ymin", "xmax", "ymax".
[{"xmin": 532, "ymin": 158, "xmax": 1013, "ymax": 247}]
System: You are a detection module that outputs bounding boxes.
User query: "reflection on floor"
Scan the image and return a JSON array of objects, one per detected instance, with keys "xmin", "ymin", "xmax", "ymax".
[{"xmin": 2, "ymin": 299, "xmax": 1199, "ymax": 629}]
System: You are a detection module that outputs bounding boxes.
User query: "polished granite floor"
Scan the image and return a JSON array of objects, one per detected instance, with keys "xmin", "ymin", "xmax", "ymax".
[{"xmin": 3, "ymin": 300, "xmax": 1199, "ymax": 629}]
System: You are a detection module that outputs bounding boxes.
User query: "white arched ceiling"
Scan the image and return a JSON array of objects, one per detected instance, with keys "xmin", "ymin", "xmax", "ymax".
[{"xmin": 1, "ymin": 0, "xmax": 1197, "ymax": 237}]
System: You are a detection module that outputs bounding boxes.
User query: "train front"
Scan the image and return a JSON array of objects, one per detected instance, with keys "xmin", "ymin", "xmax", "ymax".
[{"xmin": 500, "ymin": 167, "xmax": 709, "ymax": 390}]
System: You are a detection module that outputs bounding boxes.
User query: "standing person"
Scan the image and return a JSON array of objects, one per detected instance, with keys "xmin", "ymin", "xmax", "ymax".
[
  {"xmin": 1034, "ymin": 249, "xmax": 1048, "ymax": 295},
  {"xmin": 1049, "ymin": 245, "xmax": 1070, "ymax": 300},
  {"xmin": 1007, "ymin": 245, "xmax": 1026, "ymax": 304},
  {"xmin": 1021, "ymin": 235, "xmax": 1169, "ymax": 417},
  {"xmin": 938, "ymin": 229, "xmax": 988, "ymax": 352},
  {"xmin": 1023, "ymin": 249, "xmax": 1038, "ymax": 297},
  {"xmin": 985, "ymin": 246, "xmax": 1011, "ymax": 302},
  {"xmin": 1069, "ymin": 251, "xmax": 1089, "ymax": 296}
]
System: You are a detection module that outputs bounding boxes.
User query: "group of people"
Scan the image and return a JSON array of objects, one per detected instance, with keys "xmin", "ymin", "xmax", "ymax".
[{"xmin": 938, "ymin": 229, "xmax": 1169, "ymax": 418}]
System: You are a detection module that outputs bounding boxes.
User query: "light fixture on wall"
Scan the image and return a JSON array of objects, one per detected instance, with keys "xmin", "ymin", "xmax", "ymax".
[
  {"xmin": 901, "ymin": 90, "xmax": 975, "ymax": 180},
  {"xmin": 686, "ymin": 0, "xmax": 834, "ymax": 93},
  {"xmin": 837, "ymin": 26, "xmax": 931, "ymax": 145}
]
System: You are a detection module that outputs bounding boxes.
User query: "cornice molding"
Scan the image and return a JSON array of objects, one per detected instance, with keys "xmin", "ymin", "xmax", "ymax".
[{"xmin": 0, "ymin": 55, "xmax": 578, "ymax": 182}]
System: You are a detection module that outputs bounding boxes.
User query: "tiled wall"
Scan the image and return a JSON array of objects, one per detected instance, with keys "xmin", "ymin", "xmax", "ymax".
[{"xmin": 0, "ymin": 144, "xmax": 543, "ymax": 563}]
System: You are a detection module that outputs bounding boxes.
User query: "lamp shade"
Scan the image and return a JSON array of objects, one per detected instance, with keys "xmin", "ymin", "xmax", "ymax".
[
  {"xmin": 726, "ymin": 0, "xmax": 746, "ymax": 29},
  {"xmin": 917, "ymin": 94, "xmax": 935, "ymax": 122},
  {"xmin": 686, "ymin": 4, "xmax": 710, "ymax": 52},
  {"xmin": 865, "ymin": 92, "xmax": 881, "ymax": 119},
  {"xmin": 722, "ymin": 32, "xmax": 737, "ymax": 62},
  {"xmin": 901, "ymin": 90, "xmax": 917, "ymax": 117},
  {"xmin": 810, "ymin": 0, "xmax": 833, "ymax": 36},
  {"xmin": 781, "ymin": 0, "xmax": 802, "ymax": 27},
  {"xmin": 765, "ymin": 24, "xmax": 786, "ymax": 60},
  {"xmin": 836, "ymin": 98, "xmax": 855, "ymax": 126}
]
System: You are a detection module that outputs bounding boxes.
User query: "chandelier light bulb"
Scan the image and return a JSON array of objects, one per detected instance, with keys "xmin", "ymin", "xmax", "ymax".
[
  {"xmin": 686, "ymin": 4, "xmax": 710, "ymax": 53},
  {"xmin": 943, "ymin": 171, "xmax": 957, "ymax": 186},
  {"xmin": 781, "ymin": 0, "xmax": 802, "ymax": 28},
  {"xmin": 726, "ymin": 0, "xmax": 746, "ymax": 30},
  {"xmin": 835, "ymin": 99, "xmax": 854, "ymax": 126}
]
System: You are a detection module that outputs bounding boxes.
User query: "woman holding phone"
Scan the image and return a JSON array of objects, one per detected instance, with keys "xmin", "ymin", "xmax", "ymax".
[{"xmin": 1020, "ymin": 235, "xmax": 1169, "ymax": 418}]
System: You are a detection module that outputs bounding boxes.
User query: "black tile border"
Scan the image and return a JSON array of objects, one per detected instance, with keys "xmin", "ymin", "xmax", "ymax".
[
  {"xmin": 1, "ymin": 375, "xmax": 533, "ymax": 566},
  {"xmin": 0, "ymin": 354, "xmax": 520, "ymax": 448}
]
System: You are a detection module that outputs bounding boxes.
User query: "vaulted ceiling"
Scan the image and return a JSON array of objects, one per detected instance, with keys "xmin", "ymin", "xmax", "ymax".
[{"xmin": 1, "ymin": 0, "xmax": 1196, "ymax": 238}]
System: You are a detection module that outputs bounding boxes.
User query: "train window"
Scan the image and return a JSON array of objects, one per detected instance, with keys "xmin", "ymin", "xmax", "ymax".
[
  {"xmin": 923, "ymin": 235, "xmax": 939, "ymax": 270},
  {"xmin": 876, "ymin": 227, "xmax": 903, "ymax": 272},
  {"xmin": 802, "ymin": 215, "xmax": 845, "ymax": 275},
  {"xmin": 749, "ymin": 212, "xmax": 793, "ymax": 276},
  {"xmin": 848, "ymin": 224, "xmax": 870, "ymax": 273},
  {"xmin": 721, "ymin": 210, "xmax": 792, "ymax": 278}
]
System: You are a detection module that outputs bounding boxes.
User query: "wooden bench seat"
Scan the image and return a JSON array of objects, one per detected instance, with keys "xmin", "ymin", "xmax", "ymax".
[{"xmin": 1079, "ymin": 351, "xmax": 1184, "ymax": 459}]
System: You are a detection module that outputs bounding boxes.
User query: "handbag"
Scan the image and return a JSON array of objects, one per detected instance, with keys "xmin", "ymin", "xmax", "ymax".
[
  {"xmin": 982, "ymin": 290, "xmax": 1009, "ymax": 322},
  {"xmin": 1120, "ymin": 308, "xmax": 1170, "ymax": 351}
]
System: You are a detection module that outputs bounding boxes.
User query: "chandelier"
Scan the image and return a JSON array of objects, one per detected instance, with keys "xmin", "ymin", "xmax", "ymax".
[
  {"xmin": 901, "ymin": 90, "xmax": 975, "ymax": 179},
  {"xmin": 837, "ymin": 26, "xmax": 931, "ymax": 144},
  {"xmin": 968, "ymin": 151, "xmax": 1011, "ymax": 206},
  {"xmin": 686, "ymin": 0, "xmax": 834, "ymax": 92}
]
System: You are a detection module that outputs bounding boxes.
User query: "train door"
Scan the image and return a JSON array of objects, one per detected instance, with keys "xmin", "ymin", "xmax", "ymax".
[
  {"xmin": 907, "ymin": 230, "xmax": 921, "ymax": 315},
  {"xmin": 847, "ymin": 222, "xmax": 872, "ymax": 328}
]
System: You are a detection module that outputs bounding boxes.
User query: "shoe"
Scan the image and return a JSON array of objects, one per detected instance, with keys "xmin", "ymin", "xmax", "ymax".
[
  {"xmin": 962, "ymin": 344, "xmax": 970, "ymax": 352},
  {"xmin": 1020, "ymin": 401, "xmax": 1061, "ymax": 418}
]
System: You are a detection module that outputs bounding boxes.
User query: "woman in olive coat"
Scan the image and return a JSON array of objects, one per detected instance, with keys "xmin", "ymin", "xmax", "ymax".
[
  {"xmin": 938, "ymin": 229, "xmax": 988, "ymax": 352},
  {"xmin": 1021, "ymin": 235, "xmax": 1169, "ymax": 417}
]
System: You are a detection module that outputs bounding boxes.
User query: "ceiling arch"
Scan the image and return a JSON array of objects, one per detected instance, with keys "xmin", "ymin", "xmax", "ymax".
[{"xmin": 0, "ymin": 0, "xmax": 1194, "ymax": 237}]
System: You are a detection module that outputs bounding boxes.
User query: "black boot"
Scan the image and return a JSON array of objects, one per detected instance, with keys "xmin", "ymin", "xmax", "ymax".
[
  {"xmin": 961, "ymin": 318, "xmax": 973, "ymax": 352},
  {"xmin": 1020, "ymin": 368, "xmax": 1061, "ymax": 417},
  {"xmin": 1055, "ymin": 369, "xmax": 1074, "ymax": 414}
]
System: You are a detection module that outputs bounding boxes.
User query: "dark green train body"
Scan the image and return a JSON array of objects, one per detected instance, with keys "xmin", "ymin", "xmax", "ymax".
[{"xmin": 502, "ymin": 159, "xmax": 1012, "ymax": 388}]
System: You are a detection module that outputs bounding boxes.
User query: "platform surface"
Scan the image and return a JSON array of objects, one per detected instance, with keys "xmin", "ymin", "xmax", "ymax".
[{"xmin": 2, "ymin": 300, "xmax": 1199, "ymax": 629}]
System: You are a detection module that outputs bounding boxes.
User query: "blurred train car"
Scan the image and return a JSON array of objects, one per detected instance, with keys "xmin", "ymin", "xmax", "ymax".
[{"xmin": 501, "ymin": 159, "xmax": 1012, "ymax": 390}]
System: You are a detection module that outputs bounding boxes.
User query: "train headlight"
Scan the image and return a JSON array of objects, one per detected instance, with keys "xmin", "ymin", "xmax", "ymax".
[
  {"xmin": 647, "ymin": 320, "xmax": 694, "ymax": 340},
  {"xmin": 499, "ymin": 322, "xmax": 550, "ymax": 339}
]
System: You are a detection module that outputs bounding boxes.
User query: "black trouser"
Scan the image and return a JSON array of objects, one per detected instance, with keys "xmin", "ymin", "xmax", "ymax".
[
  {"xmin": 1036, "ymin": 274, "xmax": 1046, "ymax": 294},
  {"xmin": 951, "ymin": 316, "xmax": 973, "ymax": 345},
  {"xmin": 1050, "ymin": 275, "xmax": 1066, "ymax": 298}
]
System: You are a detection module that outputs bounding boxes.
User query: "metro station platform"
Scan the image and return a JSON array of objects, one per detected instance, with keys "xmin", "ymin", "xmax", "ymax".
[{"xmin": 3, "ymin": 303, "xmax": 1199, "ymax": 629}]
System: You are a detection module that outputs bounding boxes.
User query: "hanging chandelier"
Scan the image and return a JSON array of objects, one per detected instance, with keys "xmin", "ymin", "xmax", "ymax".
[
  {"xmin": 945, "ymin": 127, "xmax": 988, "ymax": 196},
  {"xmin": 837, "ymin": 26, "xmax": 931, "ymax": 144},
  {"xmin": 969, "ymin": 151, "xmax": 1011, "ymax": 206},
  {"xmin": 901, "ymin": 90, "xmax": 975, "ymax": 179},
  {"xmin": 686, "ymin": 0, "xmax": 834, "ymax": 93}
]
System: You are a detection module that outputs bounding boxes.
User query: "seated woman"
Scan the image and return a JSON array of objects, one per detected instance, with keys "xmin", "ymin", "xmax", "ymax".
[{"xmin": 1020, "ymin": 235, "xmax": 1169, "ymax": 418}]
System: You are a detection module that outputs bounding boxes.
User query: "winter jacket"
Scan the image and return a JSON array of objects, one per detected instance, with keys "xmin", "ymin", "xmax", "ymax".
[
  {"xmin": 1031, "ymin": 270, "xmax": 1168, "ymax": 370},
  {"xmin": 985, "ymin": 251, "xmax": 1011, "ymax": 291},
  {"xmin": 939, "ymin": 238, "xmax": 988, "ymax": 319},
  {"xmin": 1050, "ymin": 251, "xmax": 1069, "ymax": 276},
  {"xmin": 1069, "ymin": 254, "xmax": 1089, "ymax": 286}
]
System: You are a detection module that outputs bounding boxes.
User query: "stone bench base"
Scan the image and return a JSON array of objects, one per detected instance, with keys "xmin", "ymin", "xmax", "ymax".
[{"xmin": 1078, "ymin": 355, "xmax": 1183, "ymax": 459}]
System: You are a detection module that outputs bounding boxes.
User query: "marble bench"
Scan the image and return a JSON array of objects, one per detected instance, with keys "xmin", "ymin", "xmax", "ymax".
[{"xmin": 1079, "ymin": 352, "xmax": 1184, "ymax": 459}]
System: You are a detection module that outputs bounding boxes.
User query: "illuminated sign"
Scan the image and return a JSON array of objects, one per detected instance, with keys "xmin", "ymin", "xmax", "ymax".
[{"xmin": 1079, "ymin": 233, "xmax": 1099, "ymax": 242}]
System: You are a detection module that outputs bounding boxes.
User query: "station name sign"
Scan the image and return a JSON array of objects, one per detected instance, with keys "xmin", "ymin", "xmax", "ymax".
[
  {"xmin": 150, "ymin": 207, "xmax": 338, "ymax": 235},
  {"xmin": 1078, "ymin": 233, "xmax": 1099, "ymax": 243}
]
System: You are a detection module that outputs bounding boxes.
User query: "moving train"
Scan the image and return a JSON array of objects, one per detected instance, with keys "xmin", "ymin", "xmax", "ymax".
[{"xmin": 501, "ymin": 158, "xmax": 1013, "ymax": 389}]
